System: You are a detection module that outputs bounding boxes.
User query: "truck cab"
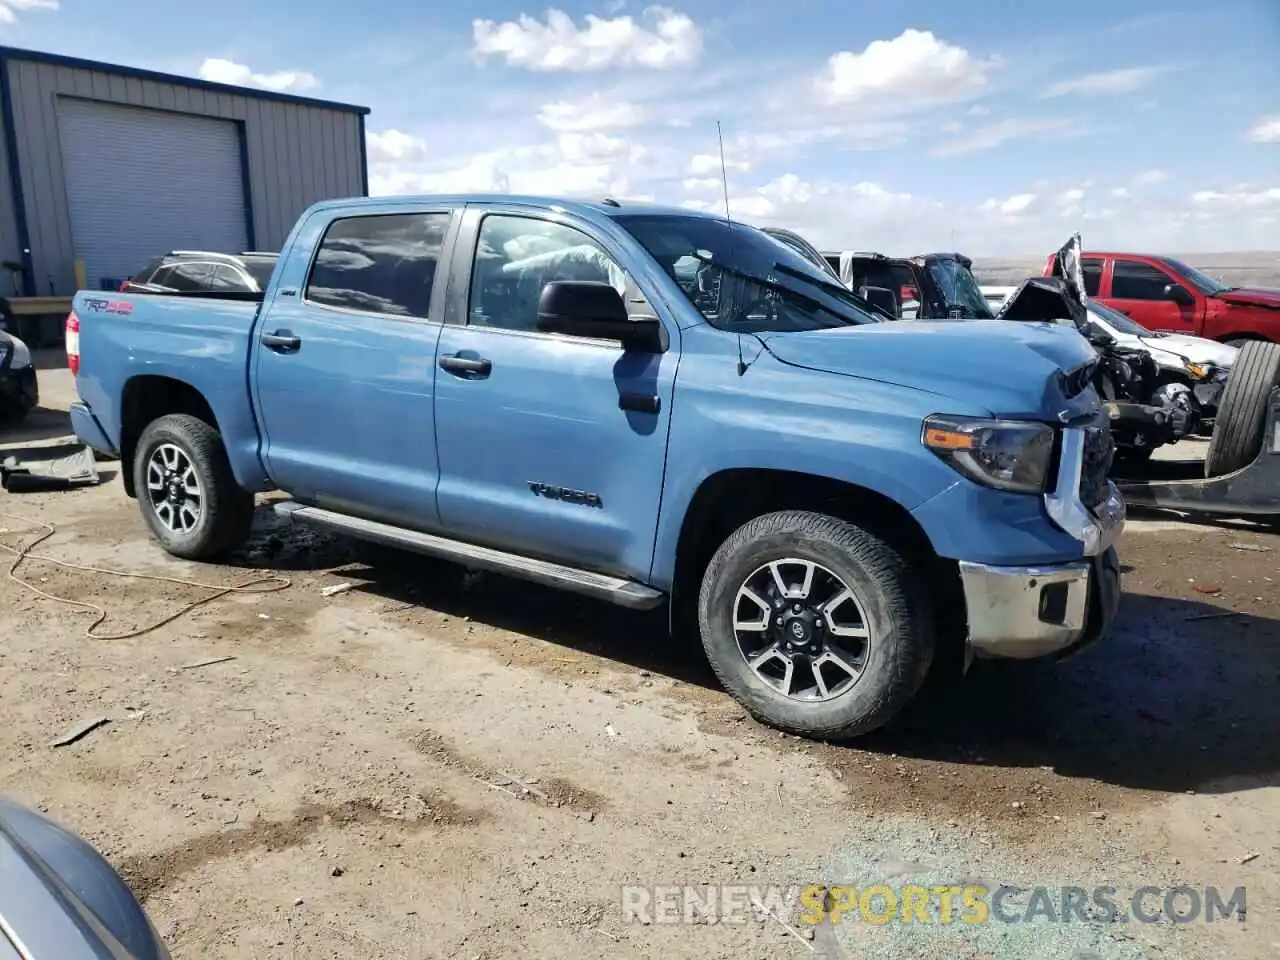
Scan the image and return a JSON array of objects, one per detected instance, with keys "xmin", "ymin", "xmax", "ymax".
[
  {"xmin": 66, "ymin": 195, "xmax": 1125, "ymax": 743},
  {"xmin": 1039, "ymin": 251, "xmax": 1280, "ymax": 346}
]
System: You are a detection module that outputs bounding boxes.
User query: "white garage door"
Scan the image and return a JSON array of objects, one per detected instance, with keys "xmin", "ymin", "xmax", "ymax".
[{"xmin": 57, "ymin": 98, "xmax": 249, "ymax": 289}]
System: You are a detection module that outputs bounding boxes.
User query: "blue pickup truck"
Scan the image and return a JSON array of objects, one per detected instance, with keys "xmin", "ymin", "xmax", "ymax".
[{"xmin": 66, "ymin": 195, "xmax": 1125, "ymax": 740}]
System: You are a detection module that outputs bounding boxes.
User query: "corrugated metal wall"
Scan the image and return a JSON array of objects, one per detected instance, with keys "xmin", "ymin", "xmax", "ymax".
[{"xmin": 0, "ymin": 53, "xmax": 365, "ymax": 295}]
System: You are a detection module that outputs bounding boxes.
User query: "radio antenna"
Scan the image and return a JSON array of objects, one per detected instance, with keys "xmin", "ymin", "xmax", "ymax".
[
  {"xmin": 716, "ymin": 120, "xmax": 732, "ymax": 223},
  {"xmin": 715, "ymin": 120, "xmax": 752, "ymax": 376}
]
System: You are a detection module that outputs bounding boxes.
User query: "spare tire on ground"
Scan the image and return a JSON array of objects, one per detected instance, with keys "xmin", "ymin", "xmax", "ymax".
[{"xmin": 1204, "ymin": 341, "xmax": 1280, "ymax": 478}]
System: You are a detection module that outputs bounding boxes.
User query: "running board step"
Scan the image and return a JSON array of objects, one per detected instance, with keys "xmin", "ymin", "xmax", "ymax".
[{"xmin": 272, "ymin": 501, "xmax": 666, "ymax": 611}]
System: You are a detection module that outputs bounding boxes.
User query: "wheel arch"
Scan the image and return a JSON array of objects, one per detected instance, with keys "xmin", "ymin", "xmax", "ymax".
[
  {"xmin": 118, "ymin": 376, "xmax": 220, "ymax": 498},
  {"xmin": 666, "ymin": 468, "xmax": 963, "ymax": 659}
]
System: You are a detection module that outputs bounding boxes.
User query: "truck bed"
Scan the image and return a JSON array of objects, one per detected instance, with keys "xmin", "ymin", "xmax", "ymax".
[{"xmin": 72, "ymin": 289, "xmax": 268, "ymax": 490}]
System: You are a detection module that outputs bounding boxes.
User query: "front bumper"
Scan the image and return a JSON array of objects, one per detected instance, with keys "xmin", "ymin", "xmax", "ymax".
[
  {"xmin": 961, "ymin": 454, "xmax": 1126, "ymax": 662},
  {"xmin": 960, "ymin": 545, "xmax": 1121, "ymax": 660}
]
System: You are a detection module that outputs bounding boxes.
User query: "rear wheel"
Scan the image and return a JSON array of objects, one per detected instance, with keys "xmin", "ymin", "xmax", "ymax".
[
  {"xmin": 1204, "ymin": 341, "xmax": 1280, "ymax": 478},
  {"xmin": 697, "ymin": 510, "xmax": 934, "ymax": 740},
  {"xmin": 133, "ymin": 414, "xmax": 255, "ymax": 559}
]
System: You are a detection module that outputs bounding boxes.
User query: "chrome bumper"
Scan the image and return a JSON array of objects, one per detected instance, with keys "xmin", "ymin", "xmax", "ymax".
[
  {"xmin": 960, "ymin": 548, "xmax": 1120, "ymax": 660},
  {"xmin": 961, "ymin": 422, "xmax": 1126, "ymax": 660}
]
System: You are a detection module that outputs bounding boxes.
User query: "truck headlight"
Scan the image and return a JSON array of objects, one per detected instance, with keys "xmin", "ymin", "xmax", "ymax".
[{"xmin": 922, "ymin": 415, "xmax": 1055, "ymax": 494}]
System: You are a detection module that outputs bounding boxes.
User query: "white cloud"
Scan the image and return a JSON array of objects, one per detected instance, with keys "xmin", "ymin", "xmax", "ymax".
[
  {"xmin": 1043, "ymin": 66, "xmax": 1162, "ymax": 97},
  {"xmin": 680, "ymin": 174, "xmax": 944, "ymax": 250},
  {"xmin": 368, "ymin": 130, "xmax": 650, "ymax": 202},
  {"xmin": 0, "ymin": 0, "xmax": 56, "ymax": 24},
  {"xmin": 536, "ymin": 94, "xmax": 648, "ymax": 132},
  {"xmin": 689, "ymin": 152, "xmax": 750, "ymax": 176},
  {"xmin": 1246, "ymin": 114, "xmax": 1280, "ymax": 143},
  {"xmin": 366, "ymin": 129, "xmax": 429, "ymax": 163},
  {"xmin": 682, "ymin": 177, "xmax": 721, "ymax": 192},
  {"xmin": 198, "ymin": 57, "xmax": 319, "ymax": 93},
  {"xmin": 556, "ymin": 131, "xmax": 645, "ymax": 164},
  {"xmin": 932, "ymin": 117, "xmax": 1076, "ymax": 156},
  {"xmin": 1110, "ymin": 187, "xmax": 1130, "ymax": 199},
  {"xmin": 980, "ymin": 192, "xmax": 1038, "ymax": 216},
  {"xmin": 815, "ymin": 29, "xmax": 997, "ymax": 108},
  {"xmin": 1189, "ymin": 186, "xmax": 1280, "ymax": 211},
  {"xmin": 1056, "ymin": 188, "xmax": 1086, "ymax": 215},
  {"xmin": 1132, "ymin": 169, "xmax": 1168, "ymax": 186},
  {"xmin": 472, "ymin": 6, "xmax": 702, "ymax": 72}
]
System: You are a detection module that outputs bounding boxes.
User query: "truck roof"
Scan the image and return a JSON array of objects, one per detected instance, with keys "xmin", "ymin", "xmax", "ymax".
[{"xmin": 309, "ymin": 194, "xmax": 728, "ymax": 223}]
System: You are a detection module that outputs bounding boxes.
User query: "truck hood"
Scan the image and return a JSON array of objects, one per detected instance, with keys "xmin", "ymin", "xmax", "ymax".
[
  {"xmin": 759, "ymin": 320, "xmax": 1099, "ymax": 419},
  {"xmin": 1212, "ymin": 287, "xmax": 1280, "ymax": 310}
]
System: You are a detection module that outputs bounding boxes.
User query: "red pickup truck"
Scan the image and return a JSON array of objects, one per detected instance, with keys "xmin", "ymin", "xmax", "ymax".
[{"xmin": 1040, "ymin": 251, "xmax": 1280, "ymax": 345}]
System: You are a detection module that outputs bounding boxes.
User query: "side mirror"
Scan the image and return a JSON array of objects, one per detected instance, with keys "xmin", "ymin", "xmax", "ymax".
[
  {"xmin": 1163, "ymin": 283, "xmax": 1194, "ymax": 307},
  {"xmin": 536, "ymin": 281, "xmax": 663, "ymax": 351},
  {"xmin": 859, "ymin": 284, "xmax": 900, "ymax": 320}
]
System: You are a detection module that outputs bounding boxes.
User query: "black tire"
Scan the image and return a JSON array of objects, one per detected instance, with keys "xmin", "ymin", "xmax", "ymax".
[
  {"xmin": 1204, "ymin": 341, "xmax": 1280, "ymax": 478},
  {"xmin": 697, "ymin": 510, "xmax": 934, "ymax": 741},
  {"xmin": 132, "ymin": 413, "xmax": 255, "ymax": 560}
]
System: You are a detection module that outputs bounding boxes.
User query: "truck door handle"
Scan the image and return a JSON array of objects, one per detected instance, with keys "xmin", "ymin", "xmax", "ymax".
[
  {"xmin": 439, "ymin": 353, "xmax": 492, "ymax": 378},
  {"xmin": 261, "ymin": 330, "xmax": 301, "ymax": 351}
]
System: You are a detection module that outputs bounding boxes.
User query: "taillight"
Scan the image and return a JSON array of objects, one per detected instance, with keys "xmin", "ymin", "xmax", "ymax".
[
  {"xmin": 118, "ymin": 280, "xmax": 129, "ymax": 291},
  {"xmin": 65, "ymin": 310, "xmax": 80, "ymax": 375}
]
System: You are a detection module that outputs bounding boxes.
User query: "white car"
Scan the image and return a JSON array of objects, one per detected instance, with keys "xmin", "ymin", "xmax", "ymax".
[{"xmin": 981, "ymin": 285, "xmax": 1237, "ymax": 379}]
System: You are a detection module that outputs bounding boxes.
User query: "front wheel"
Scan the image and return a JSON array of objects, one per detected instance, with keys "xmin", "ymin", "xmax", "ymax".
[
  {"xmin": 132, "ymin": 413, "xmax": 255, "ymax": 560},
  {"xmin": 697, "ymin": 510, "xmax": 934, "ymax": 741}
]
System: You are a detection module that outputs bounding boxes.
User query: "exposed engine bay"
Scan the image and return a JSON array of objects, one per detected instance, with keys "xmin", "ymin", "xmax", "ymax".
[{"xmin": 1036, "ymin": 234, "xmax": 1228, "ymax": 459}]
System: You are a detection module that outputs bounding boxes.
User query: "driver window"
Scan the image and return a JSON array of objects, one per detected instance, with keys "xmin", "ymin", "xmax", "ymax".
[{"xmin": 468, "ymin": 215, "xmax": 629, "ymax": 332}]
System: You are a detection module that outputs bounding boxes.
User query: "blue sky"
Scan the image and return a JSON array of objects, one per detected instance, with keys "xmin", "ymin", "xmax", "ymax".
[{"xmin": 3, "ymin": 0, "xmax": 1278, "ymax": 254}]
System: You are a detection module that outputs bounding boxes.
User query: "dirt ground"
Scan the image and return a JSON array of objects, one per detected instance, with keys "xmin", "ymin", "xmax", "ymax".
[{"xmin": 2, "ymin": 358, "xmax": 1278, "ymax": 960}]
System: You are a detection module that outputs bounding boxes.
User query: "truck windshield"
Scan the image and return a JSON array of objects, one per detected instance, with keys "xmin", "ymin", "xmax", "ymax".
[
  {"xmin": 924, "ymin": 258, "xmax": 994, "ymax": 319},
  {"xmin": 1160, "ymin": 257, "xmax": 1230, "ymax": 295},
  {"xmin": 614, "ymin": 214, "xmax": 879, "ymax": 333}
]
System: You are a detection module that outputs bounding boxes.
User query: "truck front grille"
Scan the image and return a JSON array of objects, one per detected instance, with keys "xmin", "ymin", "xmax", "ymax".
[{"xmin": 1078, "ymin": 419, "xmax": 1114, "ymax": 510}]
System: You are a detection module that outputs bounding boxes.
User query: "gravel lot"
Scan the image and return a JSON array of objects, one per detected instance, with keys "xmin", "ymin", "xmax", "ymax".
[{"xmin": 2, "ymin": 358, "xmax": 1277, "ymax": 959}]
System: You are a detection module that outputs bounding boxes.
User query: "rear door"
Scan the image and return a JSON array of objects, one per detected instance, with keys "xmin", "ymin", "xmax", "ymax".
[
  {"xmin": 430, "ymin": 204, "xmax": 678, "ymax": 578},
  {"xmin": 251, "ymin": 205, "xmax": 460, "ymax": 528},
  {"xmin": 1103, "ymin": 257, "xmax": 1198, "ymax": 333}
]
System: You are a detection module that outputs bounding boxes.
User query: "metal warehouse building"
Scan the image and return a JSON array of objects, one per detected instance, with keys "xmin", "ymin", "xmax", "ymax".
[{"xmin": 0, "ymin": 45, "xmax": 370, "ymax": 299}]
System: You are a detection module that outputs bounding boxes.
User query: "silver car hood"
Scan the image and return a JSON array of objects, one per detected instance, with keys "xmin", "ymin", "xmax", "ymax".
[{"xmin": 0, "ymin": 798, "xmax": 169, "ymax": 959}]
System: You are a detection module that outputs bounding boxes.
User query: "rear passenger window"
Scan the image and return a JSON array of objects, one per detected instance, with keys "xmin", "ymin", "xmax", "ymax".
[
  {"xmin": 1111, "ymin": 261, "xmax": 1172, "ymax": 300},
  {"xmin": 1082, "ymin": 259, "xmax": 1102, "ymax": 297},
  {"xmin": 306, "ymin": 213, "xmax": 451, "ymax": 318}
]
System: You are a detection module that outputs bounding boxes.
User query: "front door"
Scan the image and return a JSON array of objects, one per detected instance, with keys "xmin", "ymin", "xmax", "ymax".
[
  {"xmin": 1105, "ymin": 258, "xmax": 1197, "ymax": 333},
  {"xmin": 432, "ymin": 206, "xmax": 677, "ymax": 579},
  {"xmin": 252, "ymin": 206, "xmax": 457, "ymax": 528}
]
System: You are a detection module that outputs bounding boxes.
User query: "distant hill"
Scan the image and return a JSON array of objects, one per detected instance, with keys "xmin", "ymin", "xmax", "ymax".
[{"xmin": 970, "ymin": 251, "xmax": 1280, "ymax": 289}]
